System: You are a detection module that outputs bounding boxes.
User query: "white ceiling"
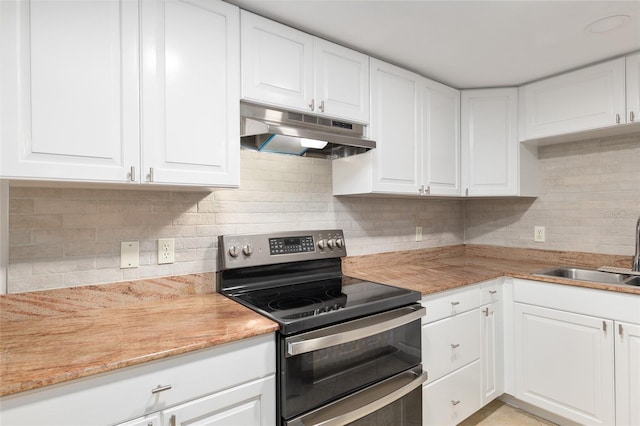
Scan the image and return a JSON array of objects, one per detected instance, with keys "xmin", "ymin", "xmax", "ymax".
[{"xmin": 224, "ymin": 0, "xmax": 640, "ymax": 89}]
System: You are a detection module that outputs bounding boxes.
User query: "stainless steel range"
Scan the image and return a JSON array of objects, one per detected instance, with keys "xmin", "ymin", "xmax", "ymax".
[{"xmin": 217, "ymin": 230, "xmax": 427, "ymax": 426}]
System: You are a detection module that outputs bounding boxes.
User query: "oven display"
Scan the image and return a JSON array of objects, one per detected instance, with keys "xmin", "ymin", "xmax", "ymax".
[{"xmin": 269, "ymin": 236, "xmax": 314, "ymax": 255}]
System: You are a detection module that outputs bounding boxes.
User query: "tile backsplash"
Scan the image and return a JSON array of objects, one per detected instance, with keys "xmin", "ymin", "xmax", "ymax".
[
  {"xmin": 7, "ymin": 150, "xmax": 463, "ymax": 292},
  {"xmin": 465, "ymin": 134, "xmax": 640, "ymax": 255},
  {"xmin": 6, "ymin": 133, "xmax": 639, "ymax": 293}
]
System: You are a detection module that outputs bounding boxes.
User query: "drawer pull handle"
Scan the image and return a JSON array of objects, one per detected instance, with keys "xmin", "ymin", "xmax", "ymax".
[
  {"xmin": 451, "ymin": 400, "xmax": 461, "ymax": 406},
  {"xmin": 169, "ymin": 415, "xmax": 176, "ymax": 426},
  {"xmin": 451, "ymin": 301, "xmax": 460, "ymax": 306},
  {"xmin": 151, "ymin": 384, "xmax": 172, "ymax": 394},
  {"xmin": 489, "ymin": 290, "xmax": 497, "ymax": 294},
  {"xmin": 482, "ymin": 307, "xmax": 489, "ymax": 316},
  {"xmin": 451, "ymin": 343, "xmax": 460, "ymax": 349}
]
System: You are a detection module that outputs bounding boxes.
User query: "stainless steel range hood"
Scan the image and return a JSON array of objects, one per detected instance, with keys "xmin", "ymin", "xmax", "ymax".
[{"xmin": 240, "ymin": 102, "xmax": 376, "ymax": 159}]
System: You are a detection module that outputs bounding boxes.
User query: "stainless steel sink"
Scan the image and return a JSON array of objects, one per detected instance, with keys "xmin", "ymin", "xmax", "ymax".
[
  {"xmin": 624, "ymin": 276, "xmax": 640, "ymax": 287},
  {"xmin": 533, "ymin": 267, "xmax": 630, "ymax": 285}
]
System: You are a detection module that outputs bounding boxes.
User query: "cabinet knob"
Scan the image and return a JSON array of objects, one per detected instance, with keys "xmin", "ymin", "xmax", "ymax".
[
  {"xmin": 451, "ymin": 343, "xmax": 460, "ymax": 349},
  {"xmin": 147, "ymin": 167, "xmax": 154, "ymax": 182},
  {"xmin": 309, "ymin": 99, "xmax": 315, "ymax": 111},
  {"xmin": 631, "ymin": 111, "xmax": 636, "ymax": 122},
  {"xmin": 616, "ymin": 113, "xmax": 621, "ymax": 124},
  {"xmin": 451, "ymin": 301, "xmax": 460, "ymax": 306},
  {"xmin": 319, "ymin": 100, "xmax": 325, "ymax": 112},
  {"xmin": 451, "ymin": 400, "xmax": 461, "ymax": 406}
]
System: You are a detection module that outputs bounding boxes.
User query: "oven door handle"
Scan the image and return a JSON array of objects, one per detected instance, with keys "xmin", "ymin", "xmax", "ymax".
[
  {"xmin": 285, "ymin": 366, "xmax": 427, "ymax": 426},
  {"xmin": 285, "ymin": 305, "xmax": 425, "ymax": 357}
]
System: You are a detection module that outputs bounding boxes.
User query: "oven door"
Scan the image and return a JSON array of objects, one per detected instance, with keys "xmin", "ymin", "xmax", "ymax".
[
  {"xmin": 279, "ymin": 304, "xmax": 425, "ymax": 423},
  {"xmin": 286, "ymin": 366, "xmax": 426, "ymax": 426}
]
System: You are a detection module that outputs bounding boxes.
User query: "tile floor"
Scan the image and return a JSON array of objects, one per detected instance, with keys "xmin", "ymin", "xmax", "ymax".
[{"xmin": 459, "ymin": 400, "xmax": 557, "ymax": 426}]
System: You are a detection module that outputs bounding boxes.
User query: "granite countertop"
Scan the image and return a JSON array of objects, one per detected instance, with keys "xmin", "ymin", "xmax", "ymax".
[
  {"xmin": 343, "ymin": 245, "xmax": 640, "ymax": 296},
  {"xmin": 0, "ymin": 273, "xmax": 278, "ymax": 397},
  {"xmin": 1, "ymin": 245, "xmax": 638, "ymax": 398}
]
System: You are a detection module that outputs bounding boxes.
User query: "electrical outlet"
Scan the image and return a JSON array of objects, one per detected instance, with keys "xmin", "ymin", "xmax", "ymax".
[
  {"xmin": 120, "ymin": 241, "xmax": 139, "ymax": 268},
  {"xmin": 534, "ymin": 226, "xmax": 546, "ymax": 243},
  {"xmin": 415, "ymin": 226, "xmax": 423, "ymax": 242},
  {"xmin": 158, "ymin": 238, "xmax": 175, "ymax": 264}
]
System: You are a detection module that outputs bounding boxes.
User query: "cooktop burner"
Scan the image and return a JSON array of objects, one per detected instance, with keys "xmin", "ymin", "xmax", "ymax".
[{"xmin": 227, "ymin": 277, "xmax": 420, "ymax": 335}]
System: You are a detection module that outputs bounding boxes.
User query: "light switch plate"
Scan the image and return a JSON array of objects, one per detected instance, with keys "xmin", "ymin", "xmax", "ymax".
[{"xmin": 120, "ymin": 241, "xmax": 139, "ymax": 268}]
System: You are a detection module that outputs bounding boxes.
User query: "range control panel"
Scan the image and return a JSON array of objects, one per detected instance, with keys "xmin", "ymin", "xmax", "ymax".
[
  {"xmin": 219, "ymin": 230, "xmax": 346, "ymax": 270},
  {"xmin": 269, "ymin": 236, "xmax": 315, "ymax": 255}
]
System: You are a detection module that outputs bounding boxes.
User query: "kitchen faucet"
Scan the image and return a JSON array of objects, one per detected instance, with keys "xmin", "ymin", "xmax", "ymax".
[{"xmin": 634, "ymin": 216, "xmax": 640, "ymax": 272}]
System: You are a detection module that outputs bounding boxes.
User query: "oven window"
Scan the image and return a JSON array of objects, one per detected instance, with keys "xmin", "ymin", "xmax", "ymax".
[
  {"xmin": 347, "ymin": 385, "xmax": 422, "ymax": 426},
  {"xmin": 279, "ymin": 318, "xmax": 421, "ymax": 420}
]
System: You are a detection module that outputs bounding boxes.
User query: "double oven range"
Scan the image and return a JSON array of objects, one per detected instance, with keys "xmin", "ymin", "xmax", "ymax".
[{"xmin": 218, "ymin": 230, "xmax": 427, "ymax": 425}]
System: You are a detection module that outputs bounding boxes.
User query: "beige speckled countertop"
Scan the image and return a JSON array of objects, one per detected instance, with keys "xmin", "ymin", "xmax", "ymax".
[{"xmin": 1, "ymin": 245, "xmax": 638, "ymax": 398}]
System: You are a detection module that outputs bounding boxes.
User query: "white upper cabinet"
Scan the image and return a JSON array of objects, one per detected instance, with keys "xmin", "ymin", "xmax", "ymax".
[
  {"xmin": 421, "ymin": 79, "xmax": 461, "ymax": 196},
  {"xmin": 240, "ymin": 11, "xmax": 369, "ymax": 123},
  {"xmin": 626, "ymin": 52, "xmax": 640, "ymax": 125},
  {"xmin": 519, "ymin": 57, "xmax": 626, "ymax": 141},
  {"xmin": 0, "ymin": 0, "xmax": 240, "ymax": 187},
  {"xmin": 314, "ymin": 38, "xmax": 370, "ymax": 123},
  {"xmin": 369, "ymin": 59, "xmax": 421, "ymax": 193},
  {"xmin": 240, "ymin": 11, "xmax": 314, "ymax": 113},
  {"xmin": 333, "ymin": 59, "xmax": 461, "ymax": 197},
  {"xmin": 140, "ymin": 0, "xmax": 239, "ymax": 187},
  {"xmin": 461, "ymin": 88, "xmax": 537, "ymax": 197},
  {"xmin": 1, "ymin": 0, "xmax": 140, "ymax": 183}
]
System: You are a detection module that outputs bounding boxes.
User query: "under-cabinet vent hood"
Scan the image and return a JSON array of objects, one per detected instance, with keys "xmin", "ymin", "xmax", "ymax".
[{"xmin": 240, "ymin": 102, "xmax": 375, "ymax": 159}]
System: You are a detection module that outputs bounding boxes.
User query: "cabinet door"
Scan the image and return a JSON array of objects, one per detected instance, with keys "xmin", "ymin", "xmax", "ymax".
[
  {"xmin": 626, "ymin": 52, "xmax": 640, "ymax": 124},
  {"xmin": 514, "ymin": 303, "xmax": 615, "ymax": 426},
  {"xmin": 241, "ymin": 11, "xmax": 314, "ymax": 113},
  {"xmin": 480, "ymin": 301, "xmax": 503, "ymax": 405},
  {"xmin": 314, "ymin": 39, "xmax": 369, "ymax": 123},
  {"xmin": 521, "ymin": 57, "xmax": 626, "ymax": 140},
  {"xmin": 140, "ymin": 0, "xmax": 239, "ymax": 187},
  {"xmin": 461, "ymin": 88, "xmax": 518, "ymax": 196},
  {"xmin": 370, "ymin": 59, "xmax": 421, "ymax": 194},
  {"xmin": 0, "ymin": 0, "xmax": 139, "ymax": 182},
  {"xmin": 421, "ymin": 79, "xmax": 460, "ymax": 196},
  {"xmin": 615, "ymin": 321, "xmax": 640, "ymax": 426},
  {"xmin": 163, "ymin": 376, "xmax": 275, "ymax": 426}
]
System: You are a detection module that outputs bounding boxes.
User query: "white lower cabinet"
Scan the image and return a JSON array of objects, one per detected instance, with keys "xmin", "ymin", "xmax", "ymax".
[
  {"xmin": 512, "ymin": 278, "xmax": 640, "ymax": 426},
  {"xmin": 615, "ymin": 321, "xmax": 640, "ymax": 426},
  {"xmin": 480, "ymin": 280, "xmax": 503, "ymax": 406},
  {"xmin": 118, "ymin": 376, "xmax": 275, "ymax": 426},
  {"xmin": 423, "ymin": 360, "xmax": 481, "ymax": 426},
  {"xmin": 514, "ymin": 303, "xmax": 615, "ymax": 426},
  {"xmin": 421, "ymin": 283, "xmax": 483, "ymax": 426},
  {"xmin": 0, "ymin": 334, "xmax": 276, "ymax": 426}
]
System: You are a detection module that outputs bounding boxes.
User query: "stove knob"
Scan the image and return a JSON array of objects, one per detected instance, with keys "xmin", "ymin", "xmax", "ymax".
[
  {"xmin": 335, "ymin": 238, "xmax": 345, "ymax": 248},
  {"xmin": 228, "ymin": 245, "xmax": 240, "ymax": 258},
  {"xmin": 242, "ymin": 244, "xmax": 254, "ymax": 256},
  {"xmin": 327, "ymin": 239, "xmax": 336, "ymax": 249},
  {"xmin": 317, "ymin": 239, "xmax": 327, "ymax": 250}
]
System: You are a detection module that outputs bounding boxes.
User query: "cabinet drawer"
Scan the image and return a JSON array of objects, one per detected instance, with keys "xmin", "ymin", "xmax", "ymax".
[
  {"xmin": 422, "ymin": 360, "xmax": 481, "ymax": 426},
  {"xmin": 422, "ymin": 284, "xmax": 481, "ymax": 324},
  {"xmin": 0, "ymin": 334, "xmax": 275, "ymax": 426},
  {"xmin": 422, "ymin": 309, "xmax": 480, "ymax": 383}
]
